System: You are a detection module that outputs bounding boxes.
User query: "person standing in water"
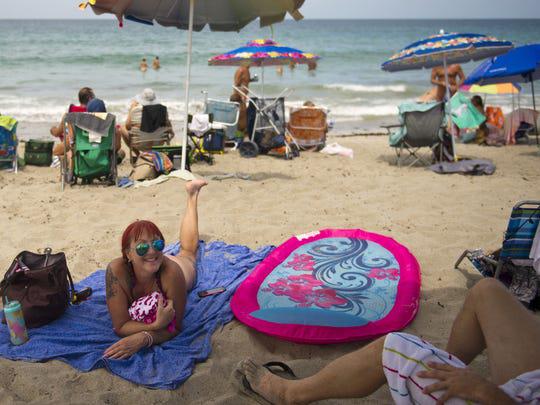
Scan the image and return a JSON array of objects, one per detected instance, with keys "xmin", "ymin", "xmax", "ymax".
[
  {"xmin": 140, "ymin": 58, "xmax": 148, "ymax": 72},
  {"xmin": 152, "ymin": 56, "xmax": 160, "ymax": 70}
]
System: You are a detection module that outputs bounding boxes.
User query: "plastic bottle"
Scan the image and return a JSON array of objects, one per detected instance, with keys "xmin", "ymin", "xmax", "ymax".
[{"xmin": 3, "ymin": 300, "xmax": 29, "ymax": 345}]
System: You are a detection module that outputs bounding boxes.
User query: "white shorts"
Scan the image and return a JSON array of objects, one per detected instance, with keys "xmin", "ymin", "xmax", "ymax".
[{"xmin": 383, "ymin": 332, "xmax": 540, "ymax": 404}]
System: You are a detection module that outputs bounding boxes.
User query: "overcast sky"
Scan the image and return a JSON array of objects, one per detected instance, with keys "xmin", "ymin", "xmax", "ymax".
[{"xmin": 3, "ymin": 0, "xmax": 540, "ymax": 19}]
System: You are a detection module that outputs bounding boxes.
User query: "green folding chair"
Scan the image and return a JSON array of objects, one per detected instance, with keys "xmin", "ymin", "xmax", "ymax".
[{"xmin": 62, "ymin": 113, "xmax": 117, "ymax": 189}]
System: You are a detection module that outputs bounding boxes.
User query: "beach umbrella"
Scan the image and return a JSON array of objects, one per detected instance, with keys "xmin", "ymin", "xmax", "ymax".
[
  {"xmin": 464, "ymin": 44, "xmax": 540, "ymax": 143},
  {"xmin": 208, "ymin": 38, "xmax": 320, "ymax": 96},
  {"xmin": 381, "ymin": 31, "xmax": 513, "ymax": 160},
  {"xmin": 459, "ymin": 83, "xmax": 521, "ymax": 95},
  {"xmin": 82, "ymin": 0, "xmax": 306, "ymax": 180}
]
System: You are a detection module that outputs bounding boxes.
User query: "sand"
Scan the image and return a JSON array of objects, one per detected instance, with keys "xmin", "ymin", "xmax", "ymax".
[{"xmin": 1, "ymin": 134, "xmax": 539, "ymax": 404}]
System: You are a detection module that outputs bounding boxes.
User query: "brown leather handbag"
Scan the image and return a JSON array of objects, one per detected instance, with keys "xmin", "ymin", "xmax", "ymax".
[{"xmin": 1, "ymin": 248, "xmax": 75, "ymax": 328}]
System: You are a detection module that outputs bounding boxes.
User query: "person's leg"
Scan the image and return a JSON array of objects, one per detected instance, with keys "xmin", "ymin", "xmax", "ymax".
[
  {"xmin": 446, "ymin": 278, "xmax": 540, "ymax": 384},
  {"xmin": 167, "ymin": 179, "xmax": 207, "ymax": 290},
  {"xmin": 241, "ymin": 337, "xmax": 387, "ymax": 405}
]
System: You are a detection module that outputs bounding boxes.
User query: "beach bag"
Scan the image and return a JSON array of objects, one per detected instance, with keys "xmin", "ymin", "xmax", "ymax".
[
  {"xmin": 130, "ymin": 154, "xmax": 158, "ymax": 181},
  {"xmin": 24, "ymin": 139, "xmax": 54, "ymax": 166},
  {"xmin": 1, "ymin": 248, "xmax": 75, "ymax": 328}
]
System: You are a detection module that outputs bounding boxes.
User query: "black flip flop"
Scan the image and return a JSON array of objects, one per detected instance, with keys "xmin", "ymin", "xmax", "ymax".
[{"xmin": 233, "ymin": 360, "xmax": 297, "ymax": 405}]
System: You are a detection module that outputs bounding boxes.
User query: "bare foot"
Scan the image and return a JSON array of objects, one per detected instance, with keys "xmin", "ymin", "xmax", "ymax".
[
  {"xmin": 185, "ymin": 179, "xmax": 208, "ymax": 196},
  {"xmin": 241, "ymin": 359, "xmax": 292, "ymax": 404}
]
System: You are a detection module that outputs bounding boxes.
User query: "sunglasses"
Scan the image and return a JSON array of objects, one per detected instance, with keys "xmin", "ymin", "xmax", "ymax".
[{"xmin": 133, "ymin": 239, "xmax": 165, "ymax": 257}]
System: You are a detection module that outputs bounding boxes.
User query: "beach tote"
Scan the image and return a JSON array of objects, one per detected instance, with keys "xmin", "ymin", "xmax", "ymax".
[{"xmin": 1, "ymin": 248, "xmax": 75, "ymax": 328}]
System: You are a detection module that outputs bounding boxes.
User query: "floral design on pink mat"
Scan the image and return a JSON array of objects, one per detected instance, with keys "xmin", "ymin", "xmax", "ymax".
[
  {"xmin": 284, "ymin": 254, "xmax": 316, "ymax": 272},
  {"xmin": 368, "ymin": 268, "xmax": 400, "ymax": 281},
  {"xmin": 264, "ymin": 274, "xmax": 347, "ymax": 309}
]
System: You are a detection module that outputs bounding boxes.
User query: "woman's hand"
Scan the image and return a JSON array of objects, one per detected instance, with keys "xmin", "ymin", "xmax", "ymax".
[
  {"xmin": 153, "ymin": 298, "xmax": 175, "ymax": 330},
  {"xmin": 417, "ymin": 362, "xmax": 515, "ymax": 405},
  {"xmin": 104, "ymin": 333, "xmax": 147, "ymax": 359}
]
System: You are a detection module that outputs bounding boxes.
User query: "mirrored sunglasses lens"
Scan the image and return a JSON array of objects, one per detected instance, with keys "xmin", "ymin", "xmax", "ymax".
[
  {"xmin": 152, "ymin": 239, "xmax": 165, "ymax": 252},
  {"xmin": 135, "ymin": 243, "xmax": 150, "ymax": 256}
]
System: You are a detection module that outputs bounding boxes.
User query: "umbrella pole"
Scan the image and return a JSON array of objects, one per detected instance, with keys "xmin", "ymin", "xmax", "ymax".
[
  {"xmin": 531, "ymin": 75, "xmax": 539, "ymax": 144},
  {"xmin": 178, "ymin": 0, "xmax": 196, "ymax": 181},
  {"xmin": 443, "ymin": 54, "xmax": 457, "ymax": 161},
  {"xmin": 262, "ymin": 66, "xmax": 265, "ymax": 98}
]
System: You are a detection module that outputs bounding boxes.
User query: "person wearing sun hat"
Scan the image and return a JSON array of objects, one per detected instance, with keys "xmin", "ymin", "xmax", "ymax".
[{"xmin": 117, "ymin": 88, "xmax": 173, "ymax": 156}]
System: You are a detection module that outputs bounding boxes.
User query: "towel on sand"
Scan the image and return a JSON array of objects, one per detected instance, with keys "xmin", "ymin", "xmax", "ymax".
[{"xmin": 0, "ymin": 241, "xmax": 273, "ymax": 389}]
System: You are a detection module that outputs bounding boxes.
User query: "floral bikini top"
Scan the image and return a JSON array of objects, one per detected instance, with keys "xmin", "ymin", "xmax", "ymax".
[{"xmin": 127, "ymin": 272, "xmax": 176, "ymax": 333}]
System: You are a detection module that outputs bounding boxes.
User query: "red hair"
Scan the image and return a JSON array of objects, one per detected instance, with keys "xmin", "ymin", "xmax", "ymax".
[{"xmin": 121, "ymin": 220, "xmax": 165, "ymax": 261}]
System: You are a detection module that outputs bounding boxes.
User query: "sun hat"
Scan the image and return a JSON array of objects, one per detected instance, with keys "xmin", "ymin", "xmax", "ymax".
[{"xmin": 135, "ymin": 88, "xmax": 158, "ymax": 106}]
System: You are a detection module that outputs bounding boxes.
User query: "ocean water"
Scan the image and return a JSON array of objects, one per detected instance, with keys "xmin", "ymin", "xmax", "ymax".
[{"xmin": 1, "ymin": 18, "xmax": 539, "ymax": 135}]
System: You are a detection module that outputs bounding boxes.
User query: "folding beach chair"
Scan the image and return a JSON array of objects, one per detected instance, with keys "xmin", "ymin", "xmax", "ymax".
[
  {"xmin": 234, "ymin": 86, "xmax": 299, "ymax": 159},
  {"xmin": 455, "ymin": 201, "xmax": 540, "ymax": 305},
  {"xmin": 0, "ymin": 116, "xmax": 18, "ymax": 173},
  {"xmin": 383, "ymin": 102, "xmax": 445, "ymax": 167},
  {"xmin": 288, "ymin": 106, "xmax": 328, "ymax": 151},
  {"xmin": 187, "ymin": 113, "xmax": 217, "ymax": 165},
  {"xmin": 128, "ymin": 104, "xmax": 174, "ymax": 165},
  {"xmin": 61, "ymin": 113, "xmax": 117, "ymax": 189}
]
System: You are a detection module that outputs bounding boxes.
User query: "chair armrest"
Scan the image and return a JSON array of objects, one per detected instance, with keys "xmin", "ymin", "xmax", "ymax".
[{"xmin": 381, "ymin": 124, "xmax": 402, "ymax": 134}]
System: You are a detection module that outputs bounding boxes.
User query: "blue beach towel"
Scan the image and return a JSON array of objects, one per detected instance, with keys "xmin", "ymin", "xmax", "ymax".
[{"xmin": 0, "ymin": 241, "xmax": 273, "ymax": 389}]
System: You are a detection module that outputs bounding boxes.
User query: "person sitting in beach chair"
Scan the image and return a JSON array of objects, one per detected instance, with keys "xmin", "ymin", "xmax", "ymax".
[
  {"xmin": 287, "ymin": 101, "xmax": 328, "ymax": 151},
  {"xmin": 50, "ymin": 87, "xmax": 94, "ymax": 157},
  {"xmin": 116, "ymin": 88, "xmax": 174, "ymax": 164},
  {"xmin": 235, "ymin": 278, "xmax": 540, "ymax": 404},
  {"xmin": 104, "ymin": 179, "xmax": 207, "ymax": 359},
  {"xmin": 61, "ymin": 110, "xmax": 118, "ymax": 187}
]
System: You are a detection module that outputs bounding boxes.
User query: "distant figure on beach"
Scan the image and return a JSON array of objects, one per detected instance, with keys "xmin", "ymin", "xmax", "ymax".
[
  {"xmin": 104, "ymin": 179, "xmax": 208, "ymax": 359},
  {"xmin": 230, "ymin": 93, "xmax": 247, "ymax": 138},
  {"xmin": 235, "ymin": 278, "xmax": 540, "ymax": 404},
  {"xmin": 50, "ymin": 86, "xmax": 94, "ymax": 156},
  {"xmin": 233, "ymin": 63, "xmax": 252, "ymax": 103},
  {"xmin": 418, "ymin": 64, "xmax": 465, "ymax": 103},
  {"xmin": 152, "ymin": 56, "xmax": 160, "ymax": 70},
  {"xmin": 307, "ymin": 60, "xmax": 317, "ymax": 76},
  {"xmin": 140, "ymin": 58, "xmax": 148, "ymax": 72},
  {"xmin": 276, "ymin": 65, "xmax": 284, "ymax": 77}
]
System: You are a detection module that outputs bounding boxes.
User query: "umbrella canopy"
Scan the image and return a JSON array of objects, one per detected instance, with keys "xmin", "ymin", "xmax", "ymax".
[
  {"xmin": 83, "ymin": 0, "xmax": 306, "ymax": 179},
  {"xmin": 208, "ymin": 39, "xmax": 320, "ymax": 67},
  {"xmin": 381, "ymin": 32, "xmax": 513, "ymax": 72},
  {"xmin": 86, "ymin": 0, "xmax": 305, "ymax": 31},
  {"xmin": 463, "ymin": 44, "xmax": 540, "ymax": 85},
  {"xmin": 459, "ymin": 82, "xmax": 521, "ymax": 95}
]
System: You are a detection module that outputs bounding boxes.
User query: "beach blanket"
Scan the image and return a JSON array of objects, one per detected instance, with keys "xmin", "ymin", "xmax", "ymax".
[{"xmin": 0, "ymin": 241, "xmax": 273, "ymax": 390}]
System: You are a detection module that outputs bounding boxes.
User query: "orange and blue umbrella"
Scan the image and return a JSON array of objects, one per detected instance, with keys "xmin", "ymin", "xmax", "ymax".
[
  {"xmin": 208, "ymin": 39, "xmax": 320, "ymax": 67},
  {"xmin": 381, "ymin": 32, "xmax": 513, "ymax": 72}
]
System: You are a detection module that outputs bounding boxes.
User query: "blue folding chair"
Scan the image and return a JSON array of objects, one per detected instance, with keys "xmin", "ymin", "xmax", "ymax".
[
  {"xmin": 455, "ymin": 201, "xmax": 540, "ymax": 278},
  {"xmin": 0, "ymin": 118, "xmax": 18, "ymax": 173}
]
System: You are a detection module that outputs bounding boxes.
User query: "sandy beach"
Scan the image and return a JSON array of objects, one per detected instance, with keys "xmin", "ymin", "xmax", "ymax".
[{"xmin": 1, "ymin": 131, "xmax": 539, "ymax": 404}]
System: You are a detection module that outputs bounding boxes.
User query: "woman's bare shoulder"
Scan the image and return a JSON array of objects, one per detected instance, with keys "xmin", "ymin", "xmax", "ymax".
[{"xmin": 107, "ymin": 257, "xmax": 129, "ymax": 277}]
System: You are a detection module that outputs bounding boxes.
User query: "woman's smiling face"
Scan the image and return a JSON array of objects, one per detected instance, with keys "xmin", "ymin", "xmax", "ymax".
[{"xmin": 126, "ymin": 230, "xmax": 164, "ymax": 275}]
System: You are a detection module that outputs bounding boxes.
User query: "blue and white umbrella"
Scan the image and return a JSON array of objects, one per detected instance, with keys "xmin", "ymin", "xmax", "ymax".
[{"xmin": 382, "ymin": 31, "xmax": 513, "ymax": 160}]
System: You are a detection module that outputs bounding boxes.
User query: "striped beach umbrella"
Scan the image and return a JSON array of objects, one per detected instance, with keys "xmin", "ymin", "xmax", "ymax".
[
  {"xmin": 381, "ymin": 31, "xmax": 513, "ymax": 160},
  {"xmin": 80, "ymin": 0, "xmax": 306, "ymax": 179},
  {"xmin": 381, "ymin": 32, "xmax": 513, "ymax": 73},
  {"xmin": 209, "ymin": 39, "xmax": 320, "ymax": 67}
]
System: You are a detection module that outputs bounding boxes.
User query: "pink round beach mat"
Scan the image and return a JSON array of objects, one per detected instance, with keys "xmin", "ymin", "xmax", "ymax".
[{"xmin": 231, "ymin": 228, "xmax": 421, "ymax": 344}]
